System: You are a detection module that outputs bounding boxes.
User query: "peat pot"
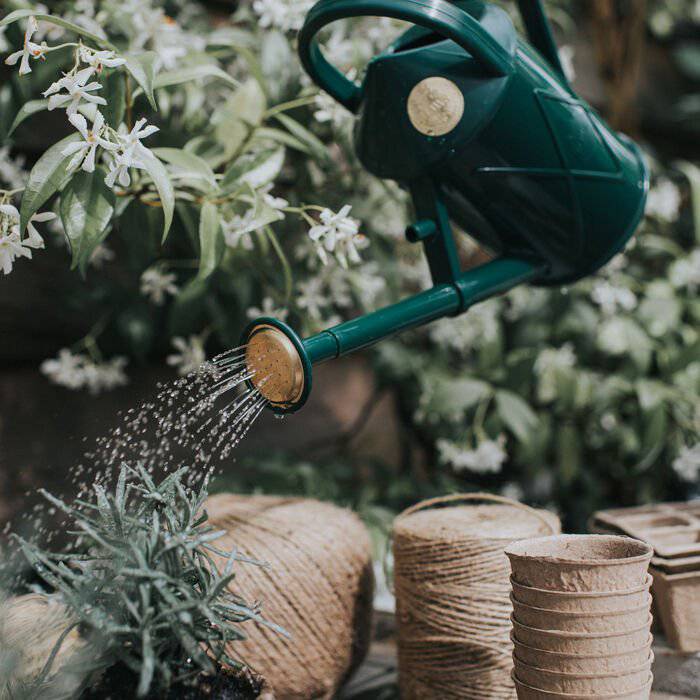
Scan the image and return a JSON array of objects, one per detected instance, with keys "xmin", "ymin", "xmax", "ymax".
[
  {"xmin": 510, "ymin": 574, "xmax": 653, "ymax": 613},
  {"xmin": 513, "ymin": 655, "xmax": 652, "ymax": 694},
  {"xmin": 511, "ymin": 633, "xmax": 652, "ymax": 674},
  {"xmin": 510, "ymin": 597, "xmax": 651, "ymax": 633},
  {"xmin": 512, "ymin": 673, "xmax": 653, "ymax": 700},
  {"xmin": 505, "ymin": 535, "xmax": 653, "ymax": 592},
  {"xmin": 511, "ymin": 615, "xmax": 653, "ymax": 655}
]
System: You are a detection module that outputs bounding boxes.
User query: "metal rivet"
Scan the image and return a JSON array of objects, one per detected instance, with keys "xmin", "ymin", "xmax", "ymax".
[{"xmin": 407, "ymin": 77, "xmax": 464, "ymax": 137}]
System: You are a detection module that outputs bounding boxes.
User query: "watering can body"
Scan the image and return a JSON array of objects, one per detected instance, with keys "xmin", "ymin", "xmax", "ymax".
[
  {"xmin": 304, "ymin": 0, "xmax": 648, "ymax": 286},
  {"xmin": 244, "ymin": 0, "xmax": 648, "ymax": 413}
]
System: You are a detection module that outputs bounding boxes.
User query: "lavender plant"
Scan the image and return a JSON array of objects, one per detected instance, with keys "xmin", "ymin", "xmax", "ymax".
[{"xmin": 15, "ymin": 464, "xmax": 281, "ymax": 697}]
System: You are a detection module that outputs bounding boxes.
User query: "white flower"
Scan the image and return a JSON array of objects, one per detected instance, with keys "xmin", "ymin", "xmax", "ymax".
[
  {"xmin": 351, "ymin": 262, "xmax": 386, "ymax": 308},
  {"xmin": 4, "ymin": 16, "xmax": 47, "ymax": 75},
  {"xmin": 82, "ymin": 356, "xmax": 129, "ymax": 394},
  {"xmin": 261, "ymin": 185, "xmax": 288, "ymax": 212},
  {"xmin": 535, "ymin": 343, "xmax": 577, "ymax": 375},
  {"xmin": 140, "ymin": 267, "xmax": 178, "ymax": 305},
  {"xmin": 222, "ymin": 212, "xmax": 256, "ymax": 250},
  {"xmin": 501, "ymin": 482, "xmax": 525, "ymax": 502},
  {"xmin": 590, "ymin": 281, "xmax": 637, "ymax": 315},
  {"xmin": 437, "ymin": 435, "xmax": 507, "ymax": 474},
  {"xmin": 646, "ymin": 178, "xmax": 681, "ymax": 222},
  {"xmin": 63, "ymin": 112, "xmax": 115, "ymax": 173},
  {"xmin": 534, "ymin": 343, "xmax": 577, "ymax": 403},
  {"xmin": 0, "ymin": 146, "xmax": 27, "ymax": 190},
  {"xmin": 105, "ymin": 151, "xmax": 133, "ymax": 189},
  {"xmin": 0, "ymin": 204, "xmax": 55, "ymax": 250},
  {"xmin": 167, "ymin": 336, "xmax": 206, "ymax": 375},
  {"xmin": 559, "ymin": 45, "xmax": 576, "ymax": 82},
  {"xmin": 40, "ymin": 349, "xmax": 86, "ymax": 389},
  {"xmin": 43, "ymin": 67, "xmax": 107, "ymax": 115},
  {"xmin": 297, "ymin": 276, "xmax": 327, "ymax": 321},
  {"xmin": 252, "ymin": 0, "xmax": 312, "ymax": 31},
  {"xmin": 40, "ymin": 349, "xmax": 128, "ymax": 393},
  {"xmin": 669, "ymin": 249, "xmax": 700, "ymax": 293},
  {"xmin": 314, "ymin": 92, "xmax": 351, "ymax": 128},
  {"xmin": 150, "ymin": 15, "xmax": 188, "ymax": 70},
  {"xmin": 120, "ymin": 117, "xmax": 159, "ymax": 152},
  {"xmin": 672, "ymin": 444, "xmax": 700, "ymax": 482},
  {"xmin": 600, "ymin": 412, "xmax": 618, "ymax": 432},
  {"xmin": 104, "ymin": 118, "xmax": 159, "ymax": 188},
  {"xmin": 78, "ymin": 46, "xmax": 126, "ymax": 71},
  {"xmin": 0, "ymin": 226, "xmax": 31, "ymax": 275},
  {"xmin": 430, "ymin": 300, "xmax": 500, "ymax": 354},
  {"xmin": 89, "ymin": 243, "xmax": 114, "ymax": 268},
  {"xmin": 247, "ymin": 297, "xmax": 288, "ymax": 321},
  {"xmin": 308, "ymin": 205, "xmax": 365, "ymax": 267}
]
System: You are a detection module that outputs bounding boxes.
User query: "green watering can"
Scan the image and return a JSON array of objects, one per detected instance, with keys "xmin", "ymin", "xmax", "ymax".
[{"xmin": 243, "ymin": 0, "xmax": 649, "ymax": 413}]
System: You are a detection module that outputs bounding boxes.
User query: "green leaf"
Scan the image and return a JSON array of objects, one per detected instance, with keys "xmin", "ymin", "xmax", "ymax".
[
  {"xmin": 100, "ymin": 70, "xmax": 126, "ymax": 129},
  {"xmin": 124, "ymin": 52, "xmax": 158, "ymax": 111},
  {"xmin": 197, "ymin": 202, "xmax": 223, "ymax": 280},
  {"xmin": 256, "ymin": 127, "xmax": 309, "ymax": 154},
  {"xmin": 154, "ymin": 64, "xmax": 239, "ymax": 90},
  {"xmin": 152, "ymin": 148, "xmax": 218, "ymax": 193},
  {"xmin": 9, "ymin": 99, "xmax": 49, "ymax": 136},
  {"xmin": 212, "ymin": 79, "xmax": 266, "ymax": 160},
  {"xmin": 240, "ymin": 148, "xmax": 284, "ymax": 189},
  {"xmin": 59, "ymin": 168, "xmax": 115, "ymax": 274},
  {"xmin": 556, "ymin": 423, "xmax": 580, "ymax": 486},
  {"xmin": 635, "ymin": 379, "xmax": 669, "ymax": 412},
  {"xmin": 1, "ymin": 10, "xmax": 113, "ymax": 48},
  {"xmin": 495, "ymin": 389, "xmax": 539, "ymax": 443},
  {"xmin": 273, "ymin": 113, "xmax": 328, "ymax": 161},
  {"xmin": 421, "ymin": 373, "xmax": 492, "ymax": 422},
  {"xmin": 139, "ymin": 153, "xmax": 174, "ymax": 242},
  {"xmin": 674, "ymin": 161, "xmax": 700, "ymax": 243},
  {"xmin": 20, "ymin": 132, "xmax": 80, "ymax": 234}
]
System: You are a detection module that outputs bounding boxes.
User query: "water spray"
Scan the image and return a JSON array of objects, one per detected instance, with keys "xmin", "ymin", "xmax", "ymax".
[{"xmin": 245, "ymin": 0, "xmax": 649, "ymax": 414}]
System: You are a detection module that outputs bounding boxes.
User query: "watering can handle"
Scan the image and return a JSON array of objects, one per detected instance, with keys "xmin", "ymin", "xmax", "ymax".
[
  {"xmin": 298, "ymin": 0, "xmax": 513, "ymax": 113},
  {"xmin": 516, "ymin": 0, "xmax": 568, "ymax": 81}
]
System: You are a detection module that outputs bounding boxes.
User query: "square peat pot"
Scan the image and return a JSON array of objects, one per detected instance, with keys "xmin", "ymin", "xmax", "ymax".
[{"xmin": 651, "ymin": 567, "xmax": 700, "ymax": 653}]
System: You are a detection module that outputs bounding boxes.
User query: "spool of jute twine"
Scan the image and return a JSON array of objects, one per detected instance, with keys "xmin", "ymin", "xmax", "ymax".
[
  {"xmin": 393, "ymin": 493, "xmax": 561, "ymax": 699},
  {"xmin": 204, "ymin": 494, "xmax": 374, "ymax": 700}
]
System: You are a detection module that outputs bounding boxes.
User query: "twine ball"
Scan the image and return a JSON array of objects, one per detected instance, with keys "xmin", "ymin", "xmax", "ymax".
[
  {"xmin": 393, "ymin": 494, "xmax": 561, "ymax": 700},
  {"xmin": 205, "ymin": 494, "xmax": 374, "ymax": 700}
]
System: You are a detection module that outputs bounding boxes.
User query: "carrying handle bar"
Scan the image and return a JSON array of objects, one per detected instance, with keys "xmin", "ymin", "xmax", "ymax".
[
  {"xmin": 516, "ymin": 0, "xmax": 568, "ymax": 84},
  {"xmin": 298, "ymin": 0, "xmax": 513, "ymax": 113}
]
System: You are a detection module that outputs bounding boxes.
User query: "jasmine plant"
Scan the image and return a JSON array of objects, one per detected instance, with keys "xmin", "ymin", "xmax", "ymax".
[{"xmin": 16, "ymin": 464, "xmax": 282, "ymax": 697}]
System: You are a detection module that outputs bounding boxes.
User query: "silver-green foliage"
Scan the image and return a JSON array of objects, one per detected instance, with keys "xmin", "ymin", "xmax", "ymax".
[{"xmin": 16, "ymin": 465, "xmax": 281, "ymax": 697}]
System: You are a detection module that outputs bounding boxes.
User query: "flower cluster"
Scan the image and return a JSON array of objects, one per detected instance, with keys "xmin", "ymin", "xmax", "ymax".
[
  {"xmin": 252, "ymin": 0, "xmax": 314, "ymax": 32},
  {"xmin": 140, "ymin": 266, "xmax": 178, "ymax": 305},
  {"xmin": 4, "ymin": 17, "xmax": 160, "ymax": 191},
  {"xmin": 437, "ymin": 435, "xmax": 508, "ymax": 474},
  {"xmin": 167, "ymin": 336, "xmax": 207, "ymax": 376},
  {"xmin": 41, "ymin": 348, "xmax": 128, "ymax": 393},
  {"xmin": 308, "ymin": 205, "xmax": 367, "ymax": 268},
  {"xmin": 0, "ymin": 203, "xmax": 55, "ymax": 274}
]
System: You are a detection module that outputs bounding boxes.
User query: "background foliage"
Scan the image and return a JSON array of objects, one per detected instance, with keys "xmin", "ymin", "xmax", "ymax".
[{"xmin": 0, "ymin": 0, "xmax": 699, "ymax": 534}]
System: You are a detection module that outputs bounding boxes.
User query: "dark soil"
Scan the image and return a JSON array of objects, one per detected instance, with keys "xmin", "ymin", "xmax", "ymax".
[{"xmin": 81, "ymin": 663, "xmax": 266, "ymax": 699}]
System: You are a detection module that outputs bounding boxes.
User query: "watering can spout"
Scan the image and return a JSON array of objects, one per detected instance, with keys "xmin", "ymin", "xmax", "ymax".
[{"xmin": 243, "ymin": 258, "xmax": 542, "ymax": 413}]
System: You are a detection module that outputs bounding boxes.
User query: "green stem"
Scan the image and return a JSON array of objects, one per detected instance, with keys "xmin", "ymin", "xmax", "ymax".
[
  {"xmin": 264, "ymin": 225, "xmax": 293, "ymax": 302},
  {"xmin": 473, "ymin": 394, "xmax": 493, "ymax": 442},
  {"xmin": 264, "ymin": 94, "xmax": 318, "ymax": 118},
  {"xmin": 125, "ymin": 73, "xmax": 133, "ymax": 132}
]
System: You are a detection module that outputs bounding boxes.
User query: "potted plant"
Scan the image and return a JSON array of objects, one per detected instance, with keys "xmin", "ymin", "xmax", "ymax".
[{"xmin": 6, "ymin": 464, "xmax": 282, "ymax": 698}]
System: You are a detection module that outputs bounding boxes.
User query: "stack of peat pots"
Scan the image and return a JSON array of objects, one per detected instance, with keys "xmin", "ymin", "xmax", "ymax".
[{"xmin": 505, "ymin": 535, "xmax": 655, "ymax": 700}]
